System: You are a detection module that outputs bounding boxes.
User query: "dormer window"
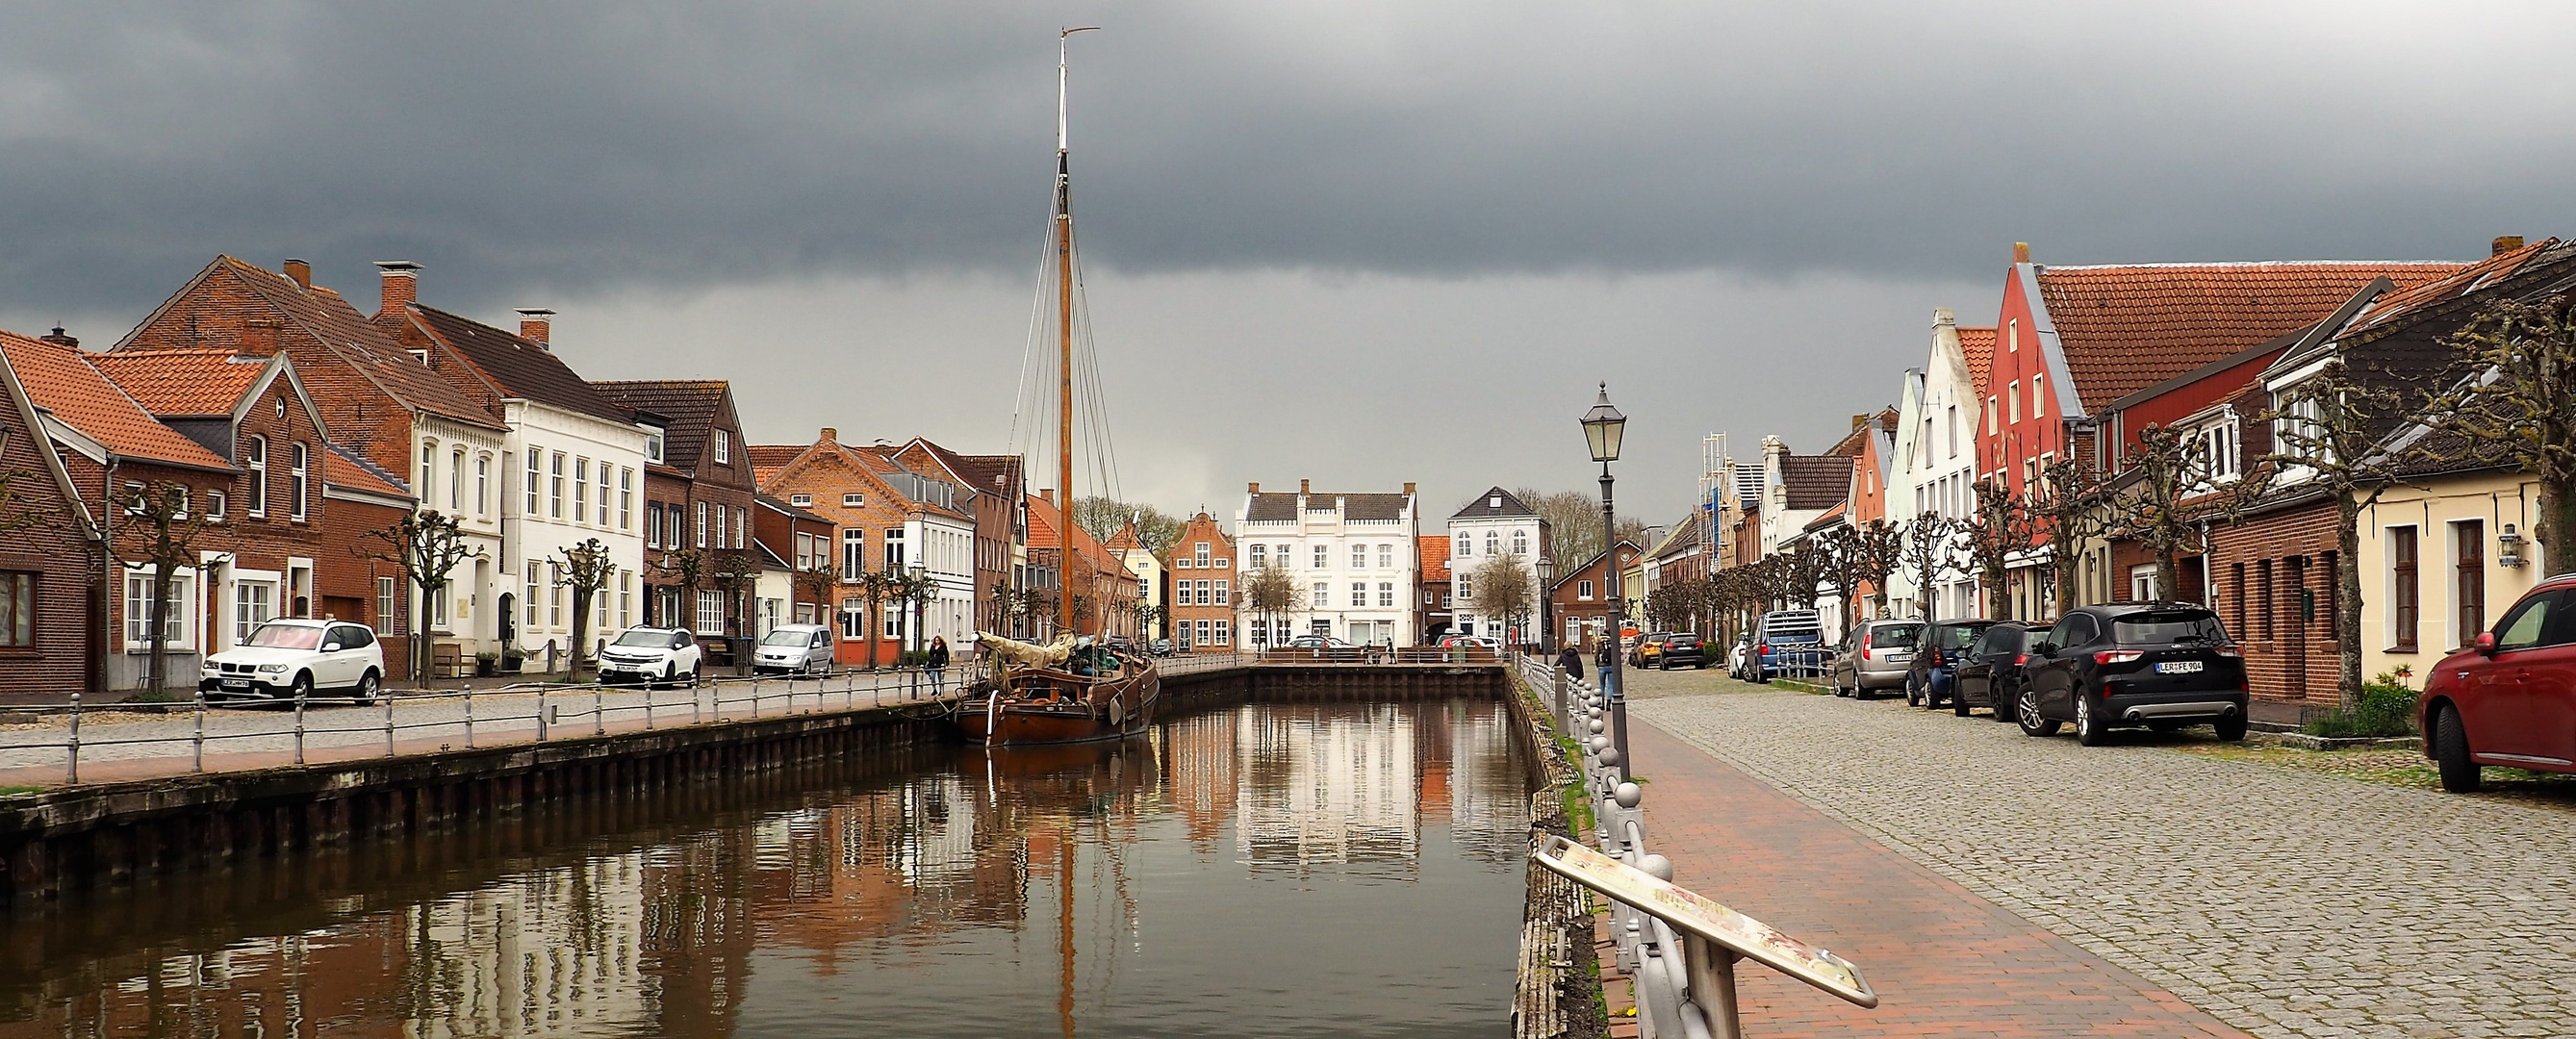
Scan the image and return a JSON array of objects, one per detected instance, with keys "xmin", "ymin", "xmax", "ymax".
[
  {"xmin": 843, "ymin": 493, "xmax": 863, "ymax": 507},
  {"xmin": 791, "ymin": 494, "xmax": 813, "ymax": 507},
  {"xmin": 643, "ymin": 429, "xmax": 666, "ymax": 464},
  {"xmin": 408, "ymin": 349, "xmax": 429, "ymax": 365}
]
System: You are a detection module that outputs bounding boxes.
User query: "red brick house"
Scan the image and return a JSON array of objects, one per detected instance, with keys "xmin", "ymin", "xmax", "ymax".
[
  {"xmin": 1417, "ymin": 534, "xmax": 1452, "ymax": 642},
  {"xmin": 752, "ymin": 494, "xmax": 838, "ymax": 626},
  {"xmin": 1550, "ymin": 540, "xmax": 1641, "ymax": 653},
  {"xmin": 1978, "ymin": 242, "xmax": 2464, "ymax": 620},
  {"xmin": 1025, "ymin": 490, "xmax": 1139, "ymax": 641},
  {"xmin": 591, "ymin": 380, "xmax": 758, "ymax": 638},
  {"xmin": 888, "ymin": 438, "xmax": 1026, "ymax": 638},
  {"xmin": 755, "ymin": 428, "xmax": 978, "ymax": 665},
  {"xmin": 0, "ymin": 330, "xmax": 107, "ymax": 700},
  {"xmin": 1165, "ymin": 512, "xmax": 1236, "ymax": 652}
]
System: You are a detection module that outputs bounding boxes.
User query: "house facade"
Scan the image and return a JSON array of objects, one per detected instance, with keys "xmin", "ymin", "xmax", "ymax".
[
  {"xmin": 590, "ymin": 380, "xmax": 759, "ymax": 650},
  {"xmin": 1889, "ymin": 311, "xmax": 1992, "ymax": 621},
  {"xmin": 890, "ymin": 439, "xmax": 1026, "ymax": 641},
  {"xmin": 755, "ymin": 428, "xmax": 975, "ymax": 664},
  {"xmin": 1445, "ymin": 487, "xmax": 1549, "ymax": 646},
  {"xmin": 1416, "ymin": 534, "xmax": 1453, "ymax": 643},
  {"xmin": 1550, "ymin": 541, "xmax": 1642, "ymax": 653},
  {"xmin": 1235, "ymin": 480, "xmax": 1420, "ymax": 647},
  {"xmin": 752, "ymin": 494, "xmax": 838, "ymax": 631},
  {"xmin": 1165, "ymin": 512, "xmax": 1236, "ymax": 651}
]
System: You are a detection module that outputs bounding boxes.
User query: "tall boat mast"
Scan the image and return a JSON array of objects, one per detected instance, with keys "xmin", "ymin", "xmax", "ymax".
[{"xmin": 1056, "ymin": 27, "xmax": 1095, "ymax": 637}]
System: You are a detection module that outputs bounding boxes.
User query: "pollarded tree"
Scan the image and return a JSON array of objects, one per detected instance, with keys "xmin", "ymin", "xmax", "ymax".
[
  {"xmin": 1963, "ymin": 480, "xmax": 2035, "ymax": 621},
  {"xmin": 1239, "ymin": 564, "xmax": 1306, "ymax": 647},
  {"xmin": 1780, "ymin": 541, "xmax": 1826, "ymax": 611},
  {"xmin": 1469, "ymin": 551, "xmax": 1538, "ymax": 646},
  {"xmin": 116, "ymin": 482, "xmax": 213, "ymax": 696},
  {"xmin": 358, "ymin": 510, "xmax": 483, "ymax": 683},
  {"xmin": 2027, "ymin": 456, "xmax": 2109, "ymax": 618},
  {"xmin": 2103, "ymin": 421, "xmax": 2270, "ymax": 607},
  {"xmin": 2267, "ymin": 358, "xmax": 2423, "ymax": 710},
  {"xmin": 1841, "ymin": 519, "xmax": 1907, "ymax": 620},
  {"xmin": 552, "ymin": 538, "xmax": 622, "ymax": 681},
  {"xmin": 2424, "ymin": 292, "xmax": 2576, "ymax": 573},
  {"xmin": 1900, "ymin": 512, "xmax": 1958, "ymax": 621}
]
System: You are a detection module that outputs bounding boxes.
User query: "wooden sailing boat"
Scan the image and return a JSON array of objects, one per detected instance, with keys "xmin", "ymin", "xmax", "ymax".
[{"xmin": 958, "ymin": 29, "xmax": 1159, "ymax": 748}]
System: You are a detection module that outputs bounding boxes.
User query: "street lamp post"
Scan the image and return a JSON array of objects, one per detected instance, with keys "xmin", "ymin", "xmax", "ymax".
[
  {"xmin": 1536, "ymin": 554, "xmax": 1556, "ymax": 656},
  {"xmin": 1582, "ymin": 383, "xmax": 1631, "ymax": 782}
]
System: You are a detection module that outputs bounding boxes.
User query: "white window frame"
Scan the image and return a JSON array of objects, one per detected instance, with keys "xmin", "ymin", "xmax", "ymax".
[
  {"xmin": 246, "ymin": 436, "xmax": 268, "ymax": 518},
  {"xmin": 713, "ymin": 429, "xmax": 731, "ymax": 465},
  {"xmin": 121, "ymin": 567, "xmax": 195, "ymax": 650},
  {"xmin": 289, "ymin": 443, "xmax": 309, "ymax": 521}
]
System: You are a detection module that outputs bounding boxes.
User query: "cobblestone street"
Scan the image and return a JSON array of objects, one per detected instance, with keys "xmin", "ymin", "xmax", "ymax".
[{"xmin": 1613, "ymin": 664, "xmax": 2576, "ymax": 1039}]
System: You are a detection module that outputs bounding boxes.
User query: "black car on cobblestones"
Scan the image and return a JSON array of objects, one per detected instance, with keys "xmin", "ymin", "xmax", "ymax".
[
  {"xmin": 1949, "ymin": 622, "xmax": 2040, "ymax": 722},
  {"xmin": 2015, "ymin": 603, "xmax": 2249, "ymax": 745},
  {"xmin": 1653, "ymin": 633, "xmax": 1708, "ymax": 670}
]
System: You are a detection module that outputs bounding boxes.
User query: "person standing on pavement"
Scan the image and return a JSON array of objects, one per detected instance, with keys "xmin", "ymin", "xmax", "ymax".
[
  {"xmin": 1594, "ymin": 638, "xmax": 1618, "ymax": 699},
  {"xmin": 1558, "ymin": 644, "xmax": 1585, "ymax": 680},
  {"xmin": 927, "ymin": 636, "xmax": 951, "ymax": 696}
]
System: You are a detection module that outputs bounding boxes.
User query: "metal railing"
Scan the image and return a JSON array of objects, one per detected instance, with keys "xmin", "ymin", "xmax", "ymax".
[
  {"xmin": 1516, "ymin": 654, "xmax": 1732, "ymax": 1039},
  {"xmin": 1, "ymin": 662, "xmax": 1001, "ymax": 787},
  {"xmin": 1758, "ymin": 646, "xmax": 1830, "ymax": 680},
  {"xmin": 1251, "ymin": 645, "xmax": 1502, "ymax": 665}
]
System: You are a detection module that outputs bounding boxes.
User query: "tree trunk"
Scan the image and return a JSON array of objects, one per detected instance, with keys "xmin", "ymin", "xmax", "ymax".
[
  {"xmin": 146, "ymin": 563, "xmax": 173, "ymax": 697},
  {"xmin": 570, "ymin": 586, "xmax": 593, "ymax": 682},
  {"xmin": 1984, "ymin": 565, "xmax": 2009, "ymax": 621},
  {"xmin": 2155, "ymin": 547, "xmax": 2180, "ymax": 606},
  {"xmin": 2335, "ymin": 494, "xmax": 2367, "ymax": 711},
  {"xmin": 416, "ymin": 580, "xmax": 439, "ymax": 683},
  {"xmin": 2538, "ymin": 471, "xmax": 2576, "ymax": 577},
  {"xmin": 2053, "ymin": 546, "xmax": 2080, "ymax": 619},
  {"xmin": 865, "ymin": 590, "xmax": 882, "ymax": 670}
]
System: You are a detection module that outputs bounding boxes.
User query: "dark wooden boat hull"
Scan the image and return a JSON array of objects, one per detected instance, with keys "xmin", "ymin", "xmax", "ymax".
[{"xmin": 957, "ymin": 666, "xmax": 1160, "ymax": 746}]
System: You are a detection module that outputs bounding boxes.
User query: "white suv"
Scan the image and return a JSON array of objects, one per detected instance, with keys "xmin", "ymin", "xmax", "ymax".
[
  {"xmin": 598, "ymin": 627, "xmax": 702, "ymax": 687},
  {"xmin": 202, "ymin": 619, "xmax": 386, "ymax": 704}
]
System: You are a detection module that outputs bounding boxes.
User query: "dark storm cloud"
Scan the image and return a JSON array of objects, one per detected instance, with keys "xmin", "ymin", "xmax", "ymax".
[{"xmin": 4, "ymin": 2, "xmax": 2571, "ymax": 314}]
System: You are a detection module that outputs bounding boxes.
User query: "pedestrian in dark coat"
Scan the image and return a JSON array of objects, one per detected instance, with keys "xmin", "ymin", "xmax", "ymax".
[
  {"xmin": 1558, "ymin": 645, "xmax": 1585, "ymax": 680},
  {"xmin": 927, "ymin": 636, "xmax": 951, "ymax": 695}
]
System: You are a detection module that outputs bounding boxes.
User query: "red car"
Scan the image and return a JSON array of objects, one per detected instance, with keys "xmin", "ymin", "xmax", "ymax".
[{"xmin": 2421, "ymin": 572, "xmax": 2576, "ymax": 792}]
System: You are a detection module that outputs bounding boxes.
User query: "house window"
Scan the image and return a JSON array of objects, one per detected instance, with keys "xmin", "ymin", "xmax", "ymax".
[
  {"xmin": 619, "ymin": 570, "xmax": 633, "ymax": 629},
  {"xmin": 1314, "ymin": 545, "xmax": 1328, "ymax": 569},
  {"xmin": 525, "ymin": 448, "xmax": 541, "ymax": 514},
  {"xmin": 1485, "ymin": 531, "xmax": 1498, "ymax": 557},
  {"xmin": 884, "ymin": 528, "xmax": 906, "ymax": 570},
  {"xmin": 644, "ymin": 429, "xmax": 665, "ymax": 464},
  {"xmin": 2390, "ymin": 525, "xmax": 2418, "ymax": 651},
  {"xmin": 792, "ymin": 494, "xmax": 812, "ymax": 507},
  {"xmin": 1579, "ymin": 579, "xmax": 1594, "ymax": 600},
  {"xmin": 1215, "ymin": 579, "xmax": 1231, "ymax": 606},
  {"xmin": 574, "ymin": 457, "xmax": 590, "ymax": 523},
  {"xmin": 2456, "ymin": 520, "xmax": 2486, "ymax": 644},
  {"xmin": 1454, "ymin": 533, "xmax": 1468, "ymax": 557},
  {"xmin": 1196, "ymin": 619, "xmax": 1213, "ymax": 646},
  {"xmin": 1217, "ymin": 556, "xmax": 1230, "ymax": 569},
  {"xmin": 736, "ymin": 508, "xmax": 748, "ymax": 549},
  {"xmin": 123, "ymin": 570, "xmax": 191, "ymax": 648},
  {"xmin": 619, "ymin": 468, "xmax": 633, "ymax": 529},
  {"xmin": 843, "ymin": 493, "xmax": 863, "ymax": 507},
  {"xmin": 1459, "ymin": 575, "xmax": 1472, "ymax": 598},
  {"xmin": 1512, "ymin": 530, "xmax": 1528, "ymax": 556},
  {"xmin": 524, "ymin": 562, "xmax": 540, "ymax": 625},
  {"xmin": 418, "ymin": 443, "xmax": 434, "ymax": 510},
  {"xmin": 548, "ymin": 563, "xmax": 564, "ymax": 627},
  {"xmin": 1379, "ymin": 582, "xmax": 1394, "ymax": 607},
  {"xmin": 646, "ymin": 504, "xmax": 662, "ymax": 548},
  {"xmin": 1378, "ymin": 544, "xmax": 1392, "ymax": 569},
  {"xmin": 2030, "ymin": 372, "xmax": 2045, "ymax": 418},
  {"xmin": 697, "ymin": 591, "xmax": 726, "ymax": 635},
  {"xmin": 2007, "ymin": 381, "xmax": 2021, "ymax": 424},
  {"xmin": 1987, "ymin": 398, "xmax": 1999, "ymax": 435},
  {"xmin": 713, "ymin": 429, "xmax": 731, "ymax": 465},
  {"xmin": 840, "ymin": 597, "xmax": 865, "ymax": 639},
  {"xmin": 477, "ymin": 456, "xmax": 493, "ymax": 516},
  {"xmin": 0, "ymin": 571, "xmax": 33, "ymax": 647},
  {"xmin": 234, "ymin": 581, "xmax": 276, "ymax": 643},
  {"xmin": 696, "ymin": 501, "xmax": 708, "ymax": 548},
  {"xmin": 1352, "ymin": 581, "xmax": 1367, "ymax": 606},
  {"xmin": 843, "ymin": 529, "xmax": 865, "ymax": 578},
  {"xmin": 446, "ymin": 448, "xmax": 463, "ymax": 510},
  {"xmin": 246, "ymin": 437, "xmax": 268, "ymax": 517},
  {"xmin": 549, "ymin": 452, "xmax": 566, "ymax": 519},
  {"xmin": 205, "ymin": 492, "xmax": 226, "ymax": 522},
  {"xmin": 376, "ymin": 576, "xmax": 398, "ymax": 634},
  {"xmin": 1175, "ymin": 556, "xmax": 1191, "ymax": 570},
  {"xmin": 2008, "ymin": 317, "xmax": 2018, "ymax": 352},
  {"xmin": 1248, "ymin": 544, "xmax": 1265, "ymax": 568},
  {"xmin": 1352, "ymin": 545, "xmax": 1367, "ymax": 569},
  {"xmin": 599, "ymin": 465, "xmax": 613, "ymax": 526},
  {"xmin": 882, "ymin": 604, "xmax": 903, "ymax": 639},
  {"xmin": 2257, "ymin": 559, "xmax": 2275, "ymax": 640},
  {"xmin": 1314, "ymin": 582, "xmax": 1329, "ymax": 608},
  {"xmin": 713, "ymin": 502, "xmax": 727, "ymax": 548},
  {"xmin": 1946, "ymin": 404, "xmax": 1959, "ymax": 459},
  {"xmin": 1213, "ymin": 620, "xmax": 1231, "ymax": 646}
]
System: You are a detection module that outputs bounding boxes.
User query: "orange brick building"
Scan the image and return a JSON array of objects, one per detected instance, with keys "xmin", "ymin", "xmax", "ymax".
[{"xmin": 1166, "ymin": 512, "xmax": 1236, "ymax": 651}]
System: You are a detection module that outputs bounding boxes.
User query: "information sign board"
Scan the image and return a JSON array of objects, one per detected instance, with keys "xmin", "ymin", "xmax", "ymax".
[{"xmin": 1534, "ymin": 835, "xmax": 1877, "ymax": 1007}]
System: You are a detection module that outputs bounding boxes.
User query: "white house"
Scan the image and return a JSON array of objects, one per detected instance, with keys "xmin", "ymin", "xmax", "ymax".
[
  {"xmin": 1235, "ymin": 479, "xmax": 1420, "ymax": 646},
  {"xmin": 1891, "ymin": 308, "xmax": 1993, "ymax": 621},
  {"xmin": 398, "ymin": 302, "xmax": 647, "ymax": 672},
  {"xmin": 1446, "ymin": 487, "xmax": 1550, "ymax": 645}
]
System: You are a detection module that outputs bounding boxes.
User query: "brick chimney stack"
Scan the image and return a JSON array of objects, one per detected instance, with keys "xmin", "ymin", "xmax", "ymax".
[
  {"xmin": 2494, "ymin": 236, "xmax": 2526, "ymax": 256},
  {"xmin": 516, "ymin": 308, "xmax": 554, "ymax": 347},
  {"xmin": 2013, "ymin": 241, "xmax": 2030, "ymax": 264},
  {"xmin": 241, "ymin": 317, "xmax": 281, "ymax": 357},
  {"xmin": 1299, "ymin": 479, "xmax": 1311, "ymax": 494},
  {"xmin": 819, "ymin": 426, "xmax": 837, "ymax": 443},
  {"xmin": 373, "ymin": 261, "xmax": 421, "ymax": 317},
  {"xmin": 1933, "ymin": 306, "xmax": 1955, "ymax": 328},
  {"xmin": 1041, "ymin": 488, "xmax": 1055, "ymax": 505},
  {"xmin": 1403, "ymin": 482, "xmax": 1416, "ymax": 494},
  {"xmin": 38, "ymin": 325, "xmax": 77, "ymax": 349},
  {"xmin": 1247, "ymin": 482, "xmax": 1261, "ymax": 494},
  {"xmin": 283, "ymin": 259, "xmax": 313, "ymax": 291}
]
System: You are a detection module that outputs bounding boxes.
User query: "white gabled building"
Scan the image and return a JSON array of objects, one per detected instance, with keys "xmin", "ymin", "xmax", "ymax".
[
  {"xmin": 1891, "ymin": 309, "xmax": 1992, "ymax": 621},
  {"xmin": 1445, "ymin": 487, "xmax": 1550, "ymax": 646},
  {"xmin": 1235, "ymin": 479, "xmax": 1420, "ymax": 646},
  {"xmin": 393, "ymin": 292, "xmax": 648, "ymax": 672}
]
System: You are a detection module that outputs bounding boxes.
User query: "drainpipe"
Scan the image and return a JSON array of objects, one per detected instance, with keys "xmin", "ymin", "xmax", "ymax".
[{"xmin": 98, "ymin": 458, "xmax": 119, "ymax": 697}]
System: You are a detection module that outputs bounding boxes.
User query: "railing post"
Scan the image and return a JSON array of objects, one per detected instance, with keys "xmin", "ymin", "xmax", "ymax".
[
  {"xmin": 384, "ymin": 689, "xmax": 396, "ymax": 757},
  {"xmin": 65, "ymin": 693, "xmax": 81, "ymax": 785},
  {"xmin": 536, "ymin": 687, "xmax": 548, "ymax": 742},
  {"xmin": 594, "ymin": 683, "xmax": 604, "ymax": 736},
  {"xmin": 644, "ymin": 681, "xmax": 654, "ymax": 730},
  {"xmin": 292, "ymin": 685, "xmax": 307, "ymax": 766},
  {"xmin": 464, "ymin": 686, "xmax": 476, "ymax": 748},
  {"xmin": 192, "ymin": 688, "xmax": 206, "ymax": 773}
]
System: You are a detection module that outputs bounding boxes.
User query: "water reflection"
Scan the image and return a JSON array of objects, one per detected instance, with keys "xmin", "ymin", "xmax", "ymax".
[{"xmin": 0, "ymin": 698, "xmax": 1530, "ymax": 1038}]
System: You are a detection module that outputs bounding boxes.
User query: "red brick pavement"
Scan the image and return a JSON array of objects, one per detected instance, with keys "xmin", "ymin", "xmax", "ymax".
[{"xmin": 1625, "ymin": 719, "xmax": 2249, "ymax": 1038}]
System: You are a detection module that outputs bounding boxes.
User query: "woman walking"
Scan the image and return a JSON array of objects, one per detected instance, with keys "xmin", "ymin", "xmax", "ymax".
[{"xmin": 927, "ymin": 635, "xmax": 951, "ymax": 696}]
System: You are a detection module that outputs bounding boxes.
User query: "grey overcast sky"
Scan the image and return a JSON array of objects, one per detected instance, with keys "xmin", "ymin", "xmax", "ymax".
[{"xmin": 5, "ymin": 2, "xmax": 2571, "ymax": 523}]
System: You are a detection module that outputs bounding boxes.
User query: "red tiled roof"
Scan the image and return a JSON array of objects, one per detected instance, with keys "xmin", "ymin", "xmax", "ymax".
[
  {"xmin": 1802, "ymin": 499, "xmax": 1849, "ymax": 532},
  {"xmin": 1956, "ymin": 327, "xmax": 1997, "ymax": 398},
  {"xmin": 0, "ymin": 331, "xmax": 232, "ymax": 470},
  {"xmin": 322, "ymin": 443, "xmax": 412, "ymax": 499},
  {"xmin": 747, "ymin": 443, "xmax": 803, "ymax": 484},
  {"xmin": 1780, "ymin": 454, "xmax": 1851, "ymax": 512},
  {"xmin": 88, "ymin": 349, "xmax": 268, "ymax": 417},
  {"xmin": 1103, "ymin": 521, "xmax": 1143, "ymax": 552},
  {"xmin": 2035, "ymin": 261, "xmax": 2466, "ymax": 410},
  {"xmin": 221, "ymin": 257, "xmax": 503, "ymax": 429},
  {"xmin": 2339, "ymin": 239, "xmax": 2562, "ymax": 340},
  {"xmin": 1418, "ymin": 534, "xmax": 1451, "ymax": 581}
]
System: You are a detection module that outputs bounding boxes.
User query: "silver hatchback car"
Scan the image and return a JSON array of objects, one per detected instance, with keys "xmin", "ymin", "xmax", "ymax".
[{"xmin": 1831, "ymin": 620, "xmax": 1925, "ymax": 699}]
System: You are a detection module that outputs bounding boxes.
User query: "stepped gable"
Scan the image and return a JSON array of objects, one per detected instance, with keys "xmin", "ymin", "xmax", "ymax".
[
  {"xmin": 410, "ymin": 307, "xmax": 627, "ymax": 423},
  {"xmin": 0, "ymin": 330, "xmax": 230, "ymax": 470},
  {"xmin": 2034, "ymin": 260, "xmax": 2465, "ymax": 410}
]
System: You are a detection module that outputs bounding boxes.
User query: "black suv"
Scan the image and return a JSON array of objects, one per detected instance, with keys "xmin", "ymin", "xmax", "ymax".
[
  {"xmin": 1654, "ymin": 633, "xmax": 1708, "ymax": 670},
  {"xmin": 1905, "ymin": 620, "xmax": 1998, "ymax": 712},
  {"xmin": 1951, "ymin": 621, "xmax": 2041, "ymax": 722},
  {"xmin": 2015, "ymin": 603, "xmax": 2249, "ymax": 745}
]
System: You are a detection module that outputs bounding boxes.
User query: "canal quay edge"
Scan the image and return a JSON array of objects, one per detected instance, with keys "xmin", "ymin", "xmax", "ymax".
[
  {"xmin": 0, "ymin": 660, "xmax": 1521, "ymax": 905},
  {"xmin": 1506, "ymin": 664, "xmax": 1614, "ymax": 1039}
]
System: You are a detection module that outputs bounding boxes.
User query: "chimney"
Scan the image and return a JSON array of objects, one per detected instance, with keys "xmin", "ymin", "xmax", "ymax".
[
  {"xmin": 516, "ymin": 308, "xmax": 554, "ymax": 346},
  {"xmin": 241, "ymin": 317, "xmax": 282, "ymax": 357},
  {"xmin": 38, "ymin": 325, "xmax": 77, "ymax": 349},
  {"xmin": 819, "ymin": 426, "xmax": 837, "ymax": 443},
  {"xmin": 1299, "ymin": 479, "xmax": 1311, "ymax": 494},
  {"xmin": 283, "ymin": 259, "xmax": 312, "ymax": 291},
  {"xmin": 1403, "ymin": 482, "xmax": 1416, "ymax": 494},
  {"xmin": 2494, "ymin": 236, "xmax": 2525, "ymax": 256},
  {"xmin": 1041, "ymin": 488, "xmax": 1056, "ymax": 505},
  {"xmin": 1932, "ymin": 306, "xmax": 1955, "ymax": 328},
  {"xmin": 2013, "ymin": 241, "xmax": 2030, "ymax": 264},
  {"xmin": 374, "ymin": 261, "xmax": 421, "ymax": 316},
  {"xmin": 1851, "ymin": 414, "xmax": 1868, "ymax": 431},
  {"xmin": 1247, "ymin": 481, "xmax": 1261, "ymax": 494}
]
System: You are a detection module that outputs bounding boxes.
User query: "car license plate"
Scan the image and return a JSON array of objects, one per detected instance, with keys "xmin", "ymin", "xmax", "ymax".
[
  {"xmin": 2156, "ymin": 661, "xmax": 2204, "ymax": 673},
  {"xmin": 221, "ymin": 679, "xmax": 251, "ymax": 689},
  {"xmin": 1886, "ymin": 652, "xmax": 1911, "ymax": 663}
]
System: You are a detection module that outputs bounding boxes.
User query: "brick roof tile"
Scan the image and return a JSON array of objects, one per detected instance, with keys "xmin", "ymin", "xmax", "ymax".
[
  {"xmin": 1417, "ymin": 534, "xmax": 1451, "ymax": 581},
  {"xmin": 86, "ymin": 349, "xmax": 269, "ymax": 417},
  {"xmin": 594, "ymin": 379, "xmax": 732, "ymax": 472},
  {"xmin": 1780, "ymin": 455, "xmax": 1852, "ymax": 511},
  {"xmin": 2036, "ymin": 261, "xmax": 2466, "ymax": 410},
  {"xmin": 0, "ymin": 330, "xmax": 232, "ymax": 470},
  {"xmin": 1956, "ymin": 327, "xmax": 1997, "ymax": 398}
]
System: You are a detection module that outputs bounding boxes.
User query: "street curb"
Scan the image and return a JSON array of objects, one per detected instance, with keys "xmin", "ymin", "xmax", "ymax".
[{"xmin": 2272, "ymin": 732, "xmax": 2421, "ymax": 751}]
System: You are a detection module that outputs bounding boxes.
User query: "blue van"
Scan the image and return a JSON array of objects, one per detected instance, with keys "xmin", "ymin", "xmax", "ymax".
[{"xmin": 1749, "ymin": 609, "xmax": 1825, "ymax": 682}]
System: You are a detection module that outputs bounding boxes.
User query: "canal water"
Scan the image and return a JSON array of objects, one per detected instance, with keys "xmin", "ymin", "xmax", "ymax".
[{"xmin": 0, "ymin": 697, "xmax": 1533, "ymax": 1038}]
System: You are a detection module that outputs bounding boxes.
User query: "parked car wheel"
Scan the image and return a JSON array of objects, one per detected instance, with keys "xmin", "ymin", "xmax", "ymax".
[
  {"xmin": 287, "ymin": 672, "xmax": 314, "ymax": 703},
  {"xmin": 353, "ymin": 670, "xmax": 380, "ymax": 706},
  {"xmin": 2075, "ymin": 694, "xmax": 2109, "ymax": 747},
  {"xmin": 2213, "ymin": 714, "xmax": 2247, "ymax": 742},
  {"xmin": 2433, "ymin": 705, "xmax": 2480, "ymax": 792},
  {"xmin": 2016, "ymin": 687, "xmax": 2059, "ymax": 737},
  {"xmin": 658, "ymin": 662, "xmax": 678, "ymax": 690},
  {"xmin": 1989, "ymin": 680, "xmax": 2019, "ymax": 722},
  {"xmin": 1903, "ymin": 673, "xmax": 1922, "ymax": 707},
  {"xmin": 1951, "ymin": 688, "xmax": 1972, "ymax": 717}
]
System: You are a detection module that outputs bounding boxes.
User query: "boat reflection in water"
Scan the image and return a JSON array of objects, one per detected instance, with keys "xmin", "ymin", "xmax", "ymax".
[{"xmin": 0, "ymin": 698, "xmax": 1531, "ymax": 1039}]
